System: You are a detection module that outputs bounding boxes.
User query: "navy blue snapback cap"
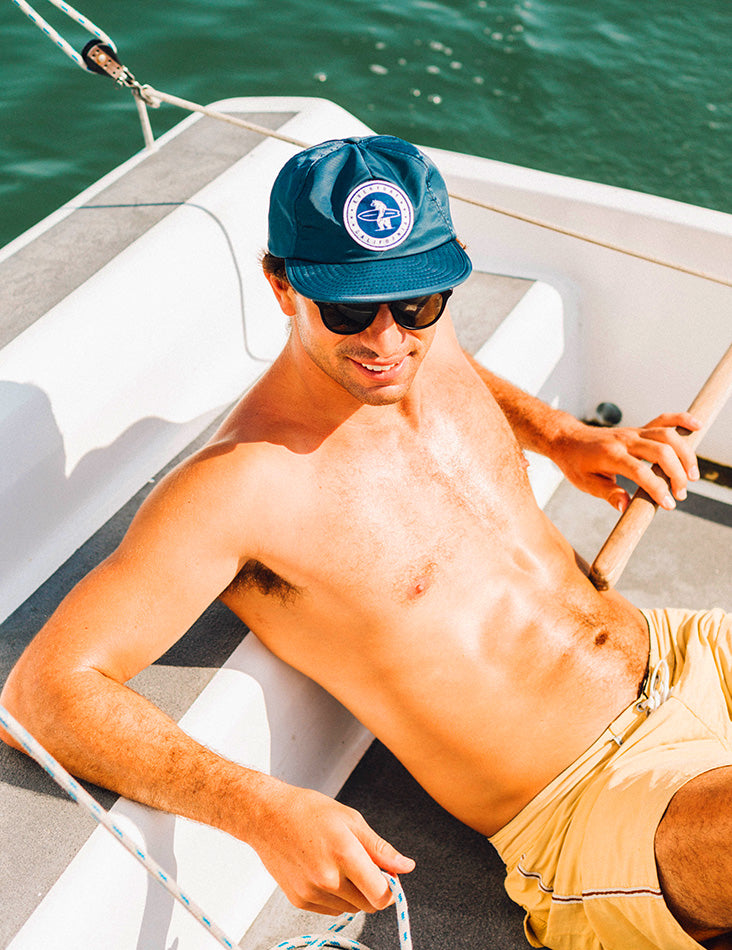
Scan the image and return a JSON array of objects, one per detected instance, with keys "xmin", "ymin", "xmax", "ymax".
[{"xmin": 267, "ymin": 135, "xmax": 472, "ymax": 302}]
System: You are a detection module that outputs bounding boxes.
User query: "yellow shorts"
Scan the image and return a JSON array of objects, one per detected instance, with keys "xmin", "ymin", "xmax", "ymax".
[{"xmin": 489, "ymin": 607, "xmax": 732, "ymax": 950}]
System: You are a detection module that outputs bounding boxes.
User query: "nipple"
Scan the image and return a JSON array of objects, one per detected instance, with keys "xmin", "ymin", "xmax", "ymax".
[
  {"xmin": 404, "ymin": 563, "xmax": 437, "ymax": 601},
  {"xmin": 408, "ymin": 576, "xmax": 431, "ymax": 599}
]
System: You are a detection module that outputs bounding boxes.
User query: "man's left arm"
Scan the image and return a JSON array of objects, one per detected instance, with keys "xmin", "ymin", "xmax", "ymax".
[{"xmin": 465, "ymin": 351, "xmax": 700, "ymax": 512}]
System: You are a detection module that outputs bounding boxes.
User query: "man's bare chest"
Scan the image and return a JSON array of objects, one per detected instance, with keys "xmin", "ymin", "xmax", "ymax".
[{"xmin": 234, "ymin": 414, "xmax": 533, "ymax": 614}]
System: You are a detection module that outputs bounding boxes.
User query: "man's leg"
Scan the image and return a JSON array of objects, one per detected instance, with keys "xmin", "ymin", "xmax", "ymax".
[{"xmin": 655, "ymin": 766, "xmax": 732, "ymax": 946}]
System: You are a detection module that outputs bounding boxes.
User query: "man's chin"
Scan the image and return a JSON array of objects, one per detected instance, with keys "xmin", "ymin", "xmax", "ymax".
[
  {"xmin": 342, "ymin": 357, "xmax": 419, "ymax": 404},
  {"xmin": 340, "ymin": 374, "xmax": 415, "ymax": 406},
  {"xmin": 357, "ymin": 388, "xmax": 410, "ymax": 406}
]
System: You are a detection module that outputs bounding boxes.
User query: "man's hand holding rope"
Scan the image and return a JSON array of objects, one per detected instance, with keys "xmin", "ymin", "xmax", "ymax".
[{"xmin": 247, "ymin": 777, "xmax": 416, "ymax": 917}]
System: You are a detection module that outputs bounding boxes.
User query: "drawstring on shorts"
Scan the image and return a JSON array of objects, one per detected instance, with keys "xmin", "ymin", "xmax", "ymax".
[
  {"xmin": 636, "ymin": 659, "xmax": 671, "ymax": 716},
  {"xmin": 610, "ymin": 659, "xmax": 672, "ymax": 747}
]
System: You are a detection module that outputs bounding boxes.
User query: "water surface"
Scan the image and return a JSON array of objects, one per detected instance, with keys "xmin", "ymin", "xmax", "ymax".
[{"xmin": 1, "ymin": 0, "xmax": 730, "ymax": 249}]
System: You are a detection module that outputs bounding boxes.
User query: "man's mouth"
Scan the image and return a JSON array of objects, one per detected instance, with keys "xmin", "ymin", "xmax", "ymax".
[
  {"xmin": 360, "ymin": 361, "xmax": 399, "ymax": 373},
  {"xmin": 350, "ymin": 357, "xmax": 406, "ymax": 378}
]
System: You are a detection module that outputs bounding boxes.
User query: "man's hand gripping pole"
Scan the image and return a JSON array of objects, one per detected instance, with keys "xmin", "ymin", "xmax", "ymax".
[{"xmin": 589, "ymin": 341, "xmax": 732, "ymax": 591}]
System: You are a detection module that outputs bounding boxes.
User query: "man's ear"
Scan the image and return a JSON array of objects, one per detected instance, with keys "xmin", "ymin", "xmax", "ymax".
[{"xmin": 264, "ymin": 271, "xmax": 297, "ymax": 317}]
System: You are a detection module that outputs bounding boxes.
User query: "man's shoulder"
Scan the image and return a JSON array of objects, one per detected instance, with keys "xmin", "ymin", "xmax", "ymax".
[
  {"xmin": 173, "ymin": 384, "xmax": 322, "ymax": 511},
  {"xmin": 124, "ymin": 432, "xmax": 300, "ymax": 571},
  {"xmin": 177, "ymin": 430, "xmax": 300, "ymax": 505}
]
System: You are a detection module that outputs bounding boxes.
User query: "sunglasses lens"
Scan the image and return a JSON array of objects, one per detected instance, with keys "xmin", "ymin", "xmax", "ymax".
[
  {"xmin": 391, "ymin": 290, "xmax": 452, "ymax": 329},
  {"xmin": 317, "ymin": 301, "xmax": 378, "ymax": 335},
  {"xmin": 316, "ymin": 289, "xmax": 452, "ymax": 335}
]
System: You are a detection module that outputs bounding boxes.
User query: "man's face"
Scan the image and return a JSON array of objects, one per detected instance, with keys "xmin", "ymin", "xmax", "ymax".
[{"xmin": 290, "ymin": 292, "xmax": 439, "ymax": 406}]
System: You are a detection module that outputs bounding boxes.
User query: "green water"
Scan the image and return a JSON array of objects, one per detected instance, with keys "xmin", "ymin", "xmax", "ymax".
[{"xmin": 1, "ymin": 0, "xmax": 730, "ymax": 249}]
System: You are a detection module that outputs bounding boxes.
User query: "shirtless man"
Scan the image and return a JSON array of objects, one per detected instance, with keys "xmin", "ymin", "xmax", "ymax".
[{"xmin": 2, "ymin": 135, "xmax": 730, "ymax": 950}]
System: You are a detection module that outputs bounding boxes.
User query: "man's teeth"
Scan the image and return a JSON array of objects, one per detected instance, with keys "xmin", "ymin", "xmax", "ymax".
[{"xmin": 360, "ymin": 361, "xmax": 398, "ymax": 372}]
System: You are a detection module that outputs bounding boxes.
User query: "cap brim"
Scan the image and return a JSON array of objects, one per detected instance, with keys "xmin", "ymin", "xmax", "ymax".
[{"xmin": 285, "ymin": 239, "xmax": 472, "ymax": 302}]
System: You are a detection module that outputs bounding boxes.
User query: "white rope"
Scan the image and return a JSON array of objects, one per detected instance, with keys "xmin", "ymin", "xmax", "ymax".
[
  {"xmin": 267, "ymin": 875, "xmax": 413, "ymax": 950},
  {"xmin": 449, "ymin": 191, "xmax": 732, "ymax": 290},
  {"xmin": 0, "ymin": 704, "xmax": 237, "ymax": 949},
  {"xmin": 140, "ymin": 85, "xmax": 312, "ymax": 149},
  {"xmin": 9, "ymin": 0, "xmax": 114, "ymax": 70},
  {"xmin": 0, "ymin": 703, "xmax": 412, "ymax": 950}
]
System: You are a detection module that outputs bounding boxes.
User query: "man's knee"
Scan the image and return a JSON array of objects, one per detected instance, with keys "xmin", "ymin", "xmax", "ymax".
[{"xmin": 655, "ymin": 766, "xmax": 732, "ymax": 942}]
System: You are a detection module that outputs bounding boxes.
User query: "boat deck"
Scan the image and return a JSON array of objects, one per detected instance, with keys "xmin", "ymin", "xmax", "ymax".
[
  {"xmin": 2, "ymin": 279, "xmax": 730, "ymax": 948},
  {"xmin": 0, "ymin": 110, "xmax": 295, "ymax": 349}
]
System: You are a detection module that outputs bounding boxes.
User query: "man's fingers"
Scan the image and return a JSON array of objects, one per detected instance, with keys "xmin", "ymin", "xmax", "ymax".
[
  {"xmin": 359, "ymin": 823, "xmax": 415, "ymax": 877},
  {"xmin": 641, "ymin": 427, "xmax": 700, "ymax": 481},
  {"xmin": 627, "ymin": 430, "xmax": 701, "ymax": 505},
  {"xmin": 341, "ymin": 875, "xmax": 392, "ymax": 914},
  {"xmin": 283, "ymin": 865, "xmax": 379, "ymax": 916},
  {"xmin": 293, "ymin": 895, "xmax": 363, "ymax": 916},
  {"xmin": 645, "ymin": 411, "xmax": 702, "ymax": 433},
  {"xmin": 640, "ymin": 414, "xmax": 702, "ymax": 487},
  {"xmin": 608, "ymin": 485, "xmax": 630, "ymax": 513},
  {"xmin": 578, "ymin": 474, "xmax": 629, "ymax": 512},
  {"xmin": 344, "ymin": 824, "xmax": 415, "ymax": 911},
  {"xmin": 635, "ymin": 447, "xmax": 687, "ymax": 505}
]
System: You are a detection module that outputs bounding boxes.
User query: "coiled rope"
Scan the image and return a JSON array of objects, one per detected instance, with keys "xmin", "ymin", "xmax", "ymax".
[
  {"xmin": 10, "ymin": 0, "xmax": 732, "ymax": 291},
  {"xmin": 0, "ymin": 703, "xmax": 412, "ymax": 950},
  {"xmin": 272, "ymin": 875, "xmax": 412, "ymax": 950}
]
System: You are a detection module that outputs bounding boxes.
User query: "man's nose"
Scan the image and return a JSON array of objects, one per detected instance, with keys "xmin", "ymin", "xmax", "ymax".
[{"xmin": 358, "ymin": 304, "xmax": 405, "ymax": 348}]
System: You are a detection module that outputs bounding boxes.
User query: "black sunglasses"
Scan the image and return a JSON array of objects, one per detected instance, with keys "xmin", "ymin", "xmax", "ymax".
[{"xmin": 314, "ymin": 290, "xmax": 453, "ymax": 335}]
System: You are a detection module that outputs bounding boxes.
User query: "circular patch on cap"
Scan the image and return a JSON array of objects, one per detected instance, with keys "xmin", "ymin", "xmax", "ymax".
[{"xmin": 343, "ymin": 180, "xmax": 414, "ymax": 251}]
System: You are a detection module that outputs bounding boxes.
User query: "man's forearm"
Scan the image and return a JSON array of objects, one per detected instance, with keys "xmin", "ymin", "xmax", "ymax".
[
  {"xmin": 1, "ymin": 665, "xmax": 272, "ymax": 844},
  {"xmin": 465, "ymin": 351, "xmax": 581, "ymax": 455},
  {"xmin": 2, "ymin": 663, "xmax": 415, "ymax": 916}
]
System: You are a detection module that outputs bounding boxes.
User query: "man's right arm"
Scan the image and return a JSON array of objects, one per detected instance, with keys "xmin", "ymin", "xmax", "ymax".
[
  {"xmin": 0, "ymin": 445, "xmax": 412, "ymax": 914},
  {"xmin": 2, "ymin": 445, "xmax": 287, "ymax": 857}
]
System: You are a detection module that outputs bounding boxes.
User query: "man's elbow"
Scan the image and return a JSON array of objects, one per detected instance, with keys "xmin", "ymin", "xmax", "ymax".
[
  {"xmin": 0, "ymin": 652, "xmax": 69, "ymax": 754},
  {"xmin": 0, "ymin": 668, "xmax": 31, "ymax": 752}
]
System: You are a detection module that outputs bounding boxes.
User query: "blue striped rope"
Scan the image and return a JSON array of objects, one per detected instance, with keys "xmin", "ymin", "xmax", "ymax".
[
  {"xmin": 0, "ymin": 704, "xmax": 237, "ymax": 949},
  {"xmin": 268, "ymin": 873, "xmax": 413, "ymax": 950},
  {"xmin": 9, "ymin": 0, "xmax": 115, "ymax": 71}
]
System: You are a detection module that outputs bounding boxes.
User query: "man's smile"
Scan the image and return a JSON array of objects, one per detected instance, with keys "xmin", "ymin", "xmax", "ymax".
[{"xmin": 348, "ymin": 356, "xmax": 407, "ymax": 380}]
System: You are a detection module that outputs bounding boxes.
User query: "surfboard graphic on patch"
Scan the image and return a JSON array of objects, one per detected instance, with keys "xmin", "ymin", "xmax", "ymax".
[{"xmin": 343, "ymin": 179, "xmax": 414, "ymax": 251}]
